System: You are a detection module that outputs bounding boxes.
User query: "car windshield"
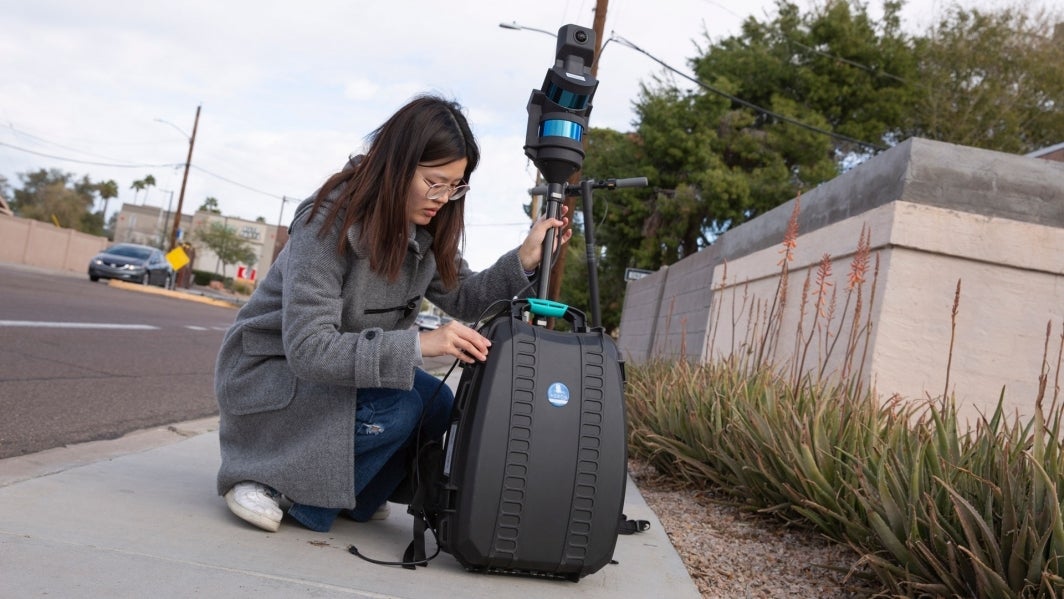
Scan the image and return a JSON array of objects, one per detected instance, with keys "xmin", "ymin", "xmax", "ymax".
[{"xmin": 106, "ymin": 245, "xmax": 152, "ymax": 259}]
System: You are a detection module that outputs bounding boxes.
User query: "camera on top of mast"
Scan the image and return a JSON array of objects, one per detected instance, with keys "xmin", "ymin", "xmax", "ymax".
[{"xmin": 524, "ymin": 24, "xmax": 599, "ymax": 186}]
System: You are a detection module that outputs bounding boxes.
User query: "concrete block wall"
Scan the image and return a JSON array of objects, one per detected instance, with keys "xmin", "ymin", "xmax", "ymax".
[
  {"xmin": 617, "ymin": 138, "xmax": 1064, "ymax": 421},
  {"xmin": 0, "ymin": 216, "xmax": 109, "ymax": 274}
]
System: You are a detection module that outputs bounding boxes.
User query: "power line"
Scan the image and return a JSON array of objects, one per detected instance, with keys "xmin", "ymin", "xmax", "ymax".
[
  {"xmin": 1, "ymin": 129, "xmax": 293, "ymax": 200},
  {"xmin": 609, "ymin": 34, "xmax": 887, "ymax": 152},
  {"xmin": 784, "ymin": 38, "xmax": 908, "ymax": 83},
  {"xmin": 189, "ymin": 164, "xmax": 286, "ymax": 200},
  {"xmin": 0, "ymin": 140, "xmax": 178, "ymax": 169},
  {"xmin": 4, "ymin": 123, "xmax": 162, "ymax": 165}
]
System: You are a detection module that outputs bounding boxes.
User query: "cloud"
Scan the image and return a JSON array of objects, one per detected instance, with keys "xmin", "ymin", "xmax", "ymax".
[
  {"xmin": 1, "ymin": 0, "xmax": 940, "ymax": 273},
  {"xmin": 342, "ymin": 79, "xmax": 380, "ymax": 102}
]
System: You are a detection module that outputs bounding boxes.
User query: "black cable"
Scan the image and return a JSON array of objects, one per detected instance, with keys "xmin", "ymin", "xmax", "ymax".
[
  {"xmin": 609, "ymin": 34, "xmax": 887, "ymax": 152},
  {"xmin": 189, "ymin": 164, "xmax": 286, "ymax": 199},
  {"xmin": 0, "ymin": 140, "xmax": 179, "ymax": 169},
  {"xmin": 1, "ymin": 124, "xmax": 294, "ymax": 199},
  {"xmin": 784, "ymin": 38, "xmax": 908, "ymax": 83},
  {"xmin": 348, "ymin": 541, "xmax": 441, "ymax": 567},
  {"xmin": 347, "ymin": 359, "xmax": 458, "ymax": 568}
]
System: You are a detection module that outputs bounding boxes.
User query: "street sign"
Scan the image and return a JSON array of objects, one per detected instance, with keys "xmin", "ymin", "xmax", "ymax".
[
  {"xmin": 625, "ymin": 268, "xmax": 654, "ymax": 281},
  {"xmin": 166, "ymin": 246, "xmax": 190, "ymax": 271}
]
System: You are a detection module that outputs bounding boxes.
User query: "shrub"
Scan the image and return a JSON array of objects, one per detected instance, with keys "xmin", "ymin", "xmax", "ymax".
[
  {"xmin": 230, "ymin": 278, "xmax": 255, "ymax": 296},
  {"xmin": 192, "ymin": 269, "xmax": 222, "ymax": 286}
]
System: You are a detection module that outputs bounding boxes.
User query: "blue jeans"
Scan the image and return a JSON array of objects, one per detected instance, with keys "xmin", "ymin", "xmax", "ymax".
[{"xmin": 288, "ymin": 368, "xmax": 453, "ymax": 532}]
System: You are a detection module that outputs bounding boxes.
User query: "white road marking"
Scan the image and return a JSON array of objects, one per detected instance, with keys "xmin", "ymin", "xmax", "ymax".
[{"xmin": 0, "ymin": 320, "xmax": 159, "ymax": 330}]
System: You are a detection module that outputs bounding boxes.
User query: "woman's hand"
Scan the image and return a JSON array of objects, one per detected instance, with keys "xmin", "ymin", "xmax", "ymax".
[
  {"xmin": 419, "ymin": 320, "xmax": 491, "ymax": 364},
  {"xmin": 517, "ymin": 204, "xmax": 572, "ymax": 272}
]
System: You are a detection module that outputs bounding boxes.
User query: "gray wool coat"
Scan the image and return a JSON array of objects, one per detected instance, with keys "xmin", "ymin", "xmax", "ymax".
[{"xmin": 215, "ymin": 196, "xmax": 532, "ymax": 508}]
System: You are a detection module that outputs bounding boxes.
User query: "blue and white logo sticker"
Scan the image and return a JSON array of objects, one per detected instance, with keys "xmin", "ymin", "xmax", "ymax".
[{"xmin": 547, "ymin": 382, "xmax": 570, "ymax": 407}]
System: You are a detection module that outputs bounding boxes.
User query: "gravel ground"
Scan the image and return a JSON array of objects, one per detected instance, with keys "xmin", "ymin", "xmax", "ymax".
[{"xmin": 628, "ymin": 459, "xmax": 884, "ymax": 598}]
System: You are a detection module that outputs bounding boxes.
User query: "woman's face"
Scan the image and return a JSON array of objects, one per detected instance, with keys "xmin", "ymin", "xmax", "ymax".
[{"xmin": 406, "ymin": 158, "xmax": 468, "ymax": 226}]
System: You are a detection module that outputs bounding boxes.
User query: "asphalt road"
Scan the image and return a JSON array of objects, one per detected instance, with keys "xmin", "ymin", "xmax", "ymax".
[
  {"xmin": 0, "ymin": 264, "xmax": 460, "ymax": 460},
  {"xmin": 0, "ymin": 264, "xmax": 236, "ymax": 459}
]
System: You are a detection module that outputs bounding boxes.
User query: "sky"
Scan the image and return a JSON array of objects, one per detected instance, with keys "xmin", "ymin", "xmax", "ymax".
[{"xmin": 1, "ymin": 0, "xmax": 946, "ymax": 270}]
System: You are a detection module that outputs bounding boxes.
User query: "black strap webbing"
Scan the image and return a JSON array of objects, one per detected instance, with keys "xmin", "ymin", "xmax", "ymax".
[
  {"xmin": 618, "ymin": 514, "xmax": 651, "ymax": 535},
  {"xmin": 402, "ymin": 514, "xmax": 429, "ymax": 570}
]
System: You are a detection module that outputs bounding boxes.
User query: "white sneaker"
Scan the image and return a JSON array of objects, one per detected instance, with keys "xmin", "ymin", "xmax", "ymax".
[
  {"xmin": 371, "ymin": 502, "xmax": 391, "ymax": 520},
  {"xmin": 224, "ymin": 481, "xmax": 283, "ymax": 532}
]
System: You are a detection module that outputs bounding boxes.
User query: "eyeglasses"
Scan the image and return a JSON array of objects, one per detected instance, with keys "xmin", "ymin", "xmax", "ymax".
[{"xmin": 423, "ymin": 177, "xmax": 470, "ymax": 201}]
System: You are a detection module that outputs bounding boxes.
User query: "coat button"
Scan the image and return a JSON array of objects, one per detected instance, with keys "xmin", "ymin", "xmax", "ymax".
[{"xmin": 365, "ymin": 330, "xmax": 377, "ymax": 340}]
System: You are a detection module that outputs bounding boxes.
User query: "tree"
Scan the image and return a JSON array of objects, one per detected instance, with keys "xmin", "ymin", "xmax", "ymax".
[
  {"xmin": 129, "ymin": 174, "xmax": 156, "ymax": 205},
  {"xmin": 580, "ymin": 1, "xmax": 911, "ymax": 330},
  {"xmin": 908, "ymin": 3, "xmax": 1064, "ymax": 153},
  {"xmin": 690, "ymin": 0, "xmax": 917, "ymax": 161},
  {"xmin": 565, "ymin": 128, "xmax": 650, "ymax": 334},
  {"xmin": 577, "ymin": 0, "xmax": 1062, "ymax": 333},
  {"xmin": 18, "ymin": 181, "xmax": 84, "ymax": 228},
  {"xmin": 555, "ymin": 229, "xmax": 590, "ymax": 330},
  {"xmin": 0, "ymin": 175, "xmax": 11, "ymax": 216},
  {"xmin": 198, "ymin": 197, "xmax": 221, "ymax": 214},
  {"xmin": 95, "ymin": 179, "xmax": 119, "ymax": 238},
  {"xmin": 193, "ymin": 221, "xmax": 257, "ymax": 277},
  {"xmin": 9, "ymin": 169, "xmax": 116, "ymax": 235}
]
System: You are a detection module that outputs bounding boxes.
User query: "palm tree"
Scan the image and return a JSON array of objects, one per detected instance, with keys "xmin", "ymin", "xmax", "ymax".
[
  {"xmin": 130, "ymin": 175, "xmax": 157, "ymax": 205},
  {"xmin": 130, "ymin": 179, "xmax": 146, "ymax": 204}
]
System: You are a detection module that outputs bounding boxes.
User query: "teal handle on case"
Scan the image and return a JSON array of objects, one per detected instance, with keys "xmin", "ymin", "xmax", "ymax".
[{"xmin": 527, "ymin": 298, "xmax": 569, "ymax": 318}]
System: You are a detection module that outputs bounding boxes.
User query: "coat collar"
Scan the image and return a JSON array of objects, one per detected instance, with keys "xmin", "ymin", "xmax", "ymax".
[{"xmin": 346, "ymin": 224, "xmax": 434, "ymax": 261}]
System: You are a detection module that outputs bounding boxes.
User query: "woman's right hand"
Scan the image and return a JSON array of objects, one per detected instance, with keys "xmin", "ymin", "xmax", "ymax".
[{"xmin": 419, "ymin": 320, "xmax": 491, "ymax": 364}]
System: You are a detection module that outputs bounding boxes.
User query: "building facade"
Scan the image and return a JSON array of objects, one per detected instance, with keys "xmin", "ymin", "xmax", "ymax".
[
  {"xmin": 112, "ymin": 204, "xmax": 193, "ymax": 249},
  {"xmin": 113, "ymin": 203, "xmax": 285, "ymax": 282}
]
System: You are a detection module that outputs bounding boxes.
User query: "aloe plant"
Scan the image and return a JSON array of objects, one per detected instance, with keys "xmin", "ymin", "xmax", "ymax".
[{"xmin": 625, "ymin": 217, "xmax": 1064, "ymax": 596}]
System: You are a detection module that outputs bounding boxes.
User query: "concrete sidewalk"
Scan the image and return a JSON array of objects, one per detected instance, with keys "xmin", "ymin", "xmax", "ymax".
[
  {"xmin": 0, "ymin": 417, "xmax": 700, "ymax": 598},
  {"xmin": 0, "ymin": 271, "xmax": 700, "ymax": 597}
]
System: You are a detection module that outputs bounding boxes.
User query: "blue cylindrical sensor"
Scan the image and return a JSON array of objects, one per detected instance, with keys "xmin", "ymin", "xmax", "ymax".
[
  {"xmin": 546, "ymin": 83, "xmax": 589, "ymax": 110},
  {"xmin": 539, "ymin": 120, "xmax": 583, "ymax": 142}
]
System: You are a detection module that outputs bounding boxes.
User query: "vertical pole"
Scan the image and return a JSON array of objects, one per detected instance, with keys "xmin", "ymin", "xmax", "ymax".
[
  {"xmin": 162, "ymin": 190, "xmax": 174, "ymax": 246},
  {"xmin": 580, "ymin": 179, "xmax": 602, "ymax": 328},
  {"xmin": 170, "ymin": 104, "xmax": 201, "ymax": 250},
  {"xmin": 536, "ymin": 182, "xmax": 566, "ymax": 299},
  {"xmin": 546, "ymin": 0, "xmax": 607, "ymax": 302},
  {"xmin": 278, "ymin": 195, "xmax": 290, "ymax": 228}
]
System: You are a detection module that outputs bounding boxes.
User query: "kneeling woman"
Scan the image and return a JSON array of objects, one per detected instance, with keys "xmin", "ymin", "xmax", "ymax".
[{"xmin": 214, "ymin": 94, "xmax": 569, "ymax": 532}]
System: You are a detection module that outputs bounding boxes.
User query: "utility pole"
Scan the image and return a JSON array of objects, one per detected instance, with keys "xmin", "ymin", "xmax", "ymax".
[
  {"xmin": 169, "ymin": 104, "xmax": 201, "ymax": 250},
  {"xmin": 546, "ymin": 0, "xmax": 607, "ymax": 302},
  {"xmin": 277, "ymin": 195, "xmax": 297, "ymax": 228}
]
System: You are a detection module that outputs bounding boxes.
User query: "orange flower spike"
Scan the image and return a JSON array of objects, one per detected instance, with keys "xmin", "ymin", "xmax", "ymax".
[
  {"xmin": 848, "ymin": 224, "xmax": 871, "ymax": 290},
  {"xmin": 815, "ymin": 253, "xmax": 834, "ymax": 317},
  {"xmin": 778, "ymin": 195, "xmax": 801, "ymax": 266}
]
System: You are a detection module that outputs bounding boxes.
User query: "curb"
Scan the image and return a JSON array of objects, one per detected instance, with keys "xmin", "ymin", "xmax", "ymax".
[
  {"xmin": 0, "ymin": 416, "xmax": 219, "ymax": 488},
  {"xmin": 106, "ymin": 279, "xmax": 243, "ymax": 308}
]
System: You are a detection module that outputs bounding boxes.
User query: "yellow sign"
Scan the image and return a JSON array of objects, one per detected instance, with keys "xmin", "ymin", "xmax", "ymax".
[{"xmin": 166, "ymin": 246, "xmax": 190, "ymax": 271}]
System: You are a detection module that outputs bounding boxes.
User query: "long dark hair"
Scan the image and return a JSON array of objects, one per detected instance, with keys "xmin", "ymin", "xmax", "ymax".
[{"xmin": 309, "ymin": 94, "xmax": 479, "ymax": 288}]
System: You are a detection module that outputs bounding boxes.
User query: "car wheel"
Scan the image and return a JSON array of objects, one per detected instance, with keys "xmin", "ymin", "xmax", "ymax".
[
  {"xmin": 162, "ymin": 273, "xmax": 173, "ymax": 289},
  {"xmin": 89, "ymin": 274, "xmax": 100, "ymax": 282},
  {"xmin": 141, "ymin": 273, "xmax": 150, "ymax": 285}
]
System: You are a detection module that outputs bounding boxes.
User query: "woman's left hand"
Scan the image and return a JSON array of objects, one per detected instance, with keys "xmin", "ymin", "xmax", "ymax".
[
  {"xmin": 517, "ymin": 204, "xmax": 572, "ymax": 272},
  {"xmin": 419, "ymin": 320, "xmax": 491, "ymax": 364}
]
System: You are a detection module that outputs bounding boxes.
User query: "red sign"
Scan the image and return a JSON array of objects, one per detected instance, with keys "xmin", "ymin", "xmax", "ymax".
[{"xmin": 236, "ymin": 266, "xmax": 257, "ymax": 281}]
